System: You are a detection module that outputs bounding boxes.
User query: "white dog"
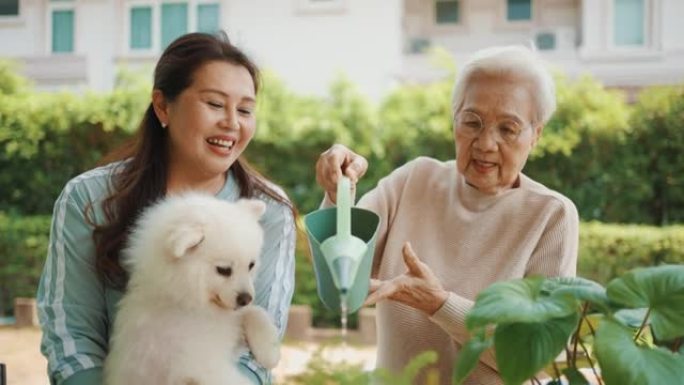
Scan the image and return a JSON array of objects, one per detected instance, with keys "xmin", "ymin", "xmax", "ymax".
[{"xmin": 103, "ymin": 193, "xmax": 280, "ymax": 385}]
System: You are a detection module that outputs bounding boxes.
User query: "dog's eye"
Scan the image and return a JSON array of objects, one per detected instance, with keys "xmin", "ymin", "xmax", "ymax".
[
  {"xmin": 249, "ymin": 262, "xmax": 255, "ymax": 271},
  {"xmin": 216, "ymin": 266, "xmax": 232, "ymax": 277}
]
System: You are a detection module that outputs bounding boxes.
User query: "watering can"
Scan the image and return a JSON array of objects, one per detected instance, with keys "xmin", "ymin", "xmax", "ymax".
[{"xmin": 304, "ymin": 177, "xmax": 380, "ymax": 314}]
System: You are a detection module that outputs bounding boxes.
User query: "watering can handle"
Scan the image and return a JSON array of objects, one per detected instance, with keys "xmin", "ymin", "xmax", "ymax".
[{"xmin": 337, "ymin": 176, "xmax": 353, "ymax": 239}]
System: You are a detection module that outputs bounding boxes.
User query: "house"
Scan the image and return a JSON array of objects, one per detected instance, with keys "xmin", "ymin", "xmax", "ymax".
[{"xmin": 0, "ymin": 0, "xmax": 682, "ymax": 99}]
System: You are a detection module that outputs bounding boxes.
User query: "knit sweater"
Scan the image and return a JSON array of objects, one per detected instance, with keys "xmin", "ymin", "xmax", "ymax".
[{"xmin": 355, "ymin": 157, "xmax": 578, "ymax": 385}]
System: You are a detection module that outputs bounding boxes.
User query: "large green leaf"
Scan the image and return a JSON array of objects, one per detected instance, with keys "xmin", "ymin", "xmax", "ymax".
[
  {"xmin": 542, "ymin": 276, "xmax": 611, "ymax": 313},
  {"xmin": 606, "ymin": 265, "xmax": 684, "ymax": 340},
  {"xmin": 614, "ymin": 308, "xmax": 648, "ymax": 328},
  {"xmin": 466, "ymin": 277, "xmax": 577, "ymax": 330},
  {"xmin": 595, "ymin": 319, "xmax": 684, "ymax": 385},
  {"xmin": 453, "ymin": 331, "xmax": 493, "ymax": 385},
  {"xmin": 495, "ymin": 313, "xmax": 580, "ymax": 385}
]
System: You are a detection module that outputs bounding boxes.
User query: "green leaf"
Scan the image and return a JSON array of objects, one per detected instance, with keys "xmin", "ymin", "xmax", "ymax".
[
  {"xmin": 606, "ymin": 265, "xmax": 684, "ymax": 340},
  {"xmin": 614, "ymin": 308, "xmax": 648, "ymax": 328},
  {"xmin": 495, "ymin": 312, "xmax": 580, "ymax": 385},
  {"xmin": 466, "ymin": 277, "xmax": 577, "ymax": 330},
  {"xmin": 453, "ymin": 331, "xmax": 493, "ymax": 385},
  {"xmin": 595, "ymin": 319, "xmax": 684, "ymax": 385},
  {"xmin": 542, "ymin": 276, "xmax": 611, "ymax": 313},
  {"xmin": 562, "ymin": 367, "xmax": 590, "ymax": 385}
]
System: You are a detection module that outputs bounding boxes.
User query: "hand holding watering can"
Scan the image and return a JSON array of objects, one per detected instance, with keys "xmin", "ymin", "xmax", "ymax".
[
  {"xmin": 311, "ymin": 144, "xmax": 449, "ymax": 316},
  {"xmin": 306, "ymin": 145, "xmax": 377, "ymax": 314},
  {"xmin": 315, "ymin": 144, "xmax": 368, "ymax": 203}
]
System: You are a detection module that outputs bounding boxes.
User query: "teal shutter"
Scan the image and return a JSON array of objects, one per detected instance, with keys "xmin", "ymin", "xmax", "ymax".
[
  {"xmin": 52, "ymin": 10, "xmax": 74, "ymax": 53},
  {"xmin": 0, "ymin": 0, "xmax": 19, "ymax": 16},
  {"xmin": 536, "ymin": 32, "xmax": 556, "ymax": 50},
  {"xmin": 435, "ymin": 0, "xmax": 459, "ymax": 24},
  {"xmin": 130, "ymin": 7, "xmax": 152, "ymax": 49},
  {"xmin": 507, "ymin": 0, "xmax": 532, "ymax": 21},
  {"xmin": 197, "ymin": 3, "xmax": 220, "ymax": 33},
  {"xmin": 161, "ymin": 3, "xmax": 188, "ymax": 49},
  {"xmin": 614, "ymin": 0, "xmax": 644, "ymax": 46}
]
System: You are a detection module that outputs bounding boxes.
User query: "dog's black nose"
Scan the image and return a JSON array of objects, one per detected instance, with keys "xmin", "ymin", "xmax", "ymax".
[{"xmin": 236, "ymin": 292, "xmax": 252, "ymax": 307}]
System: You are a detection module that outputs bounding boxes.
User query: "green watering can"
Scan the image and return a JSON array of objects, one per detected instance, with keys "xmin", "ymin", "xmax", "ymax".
[{"xmin": 304, "ymin": 177, "xmax": 380, "ymax": 313}]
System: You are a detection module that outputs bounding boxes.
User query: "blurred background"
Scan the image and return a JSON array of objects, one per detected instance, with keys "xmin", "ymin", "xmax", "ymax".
[{"xmin": 1, "ymin": 0, "xmax": 684, "ymax": 384}]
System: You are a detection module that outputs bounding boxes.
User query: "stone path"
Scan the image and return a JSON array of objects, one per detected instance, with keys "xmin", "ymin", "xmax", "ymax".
[{"xmin": 0, "ymin": 326, "xmax": 376, "ymax": 385}]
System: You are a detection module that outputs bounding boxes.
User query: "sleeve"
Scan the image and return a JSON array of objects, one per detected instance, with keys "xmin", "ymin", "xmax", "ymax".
[
  {"xmin": 36, "ymin": 186, "xmax": 108, "ymax": 385},
  {"xmin": 353, "ymin": 161, "xmax": 415, "ymax": 277},
  {"xmin": 238, "ymin": 201, "xmax": 296, "ymax": 384},
  {"xmin": 525, "ymin": 198, "xmax": 579, "ymax": 278},
  {"xmin": 429, "ymin": 294, "xmax": 500, "ymax": 377}
]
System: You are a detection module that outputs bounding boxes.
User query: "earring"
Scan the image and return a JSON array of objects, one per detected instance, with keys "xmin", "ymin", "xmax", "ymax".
[{"xmin": 161, "ymin": 122, "xmax": 168, "ymax": 128}]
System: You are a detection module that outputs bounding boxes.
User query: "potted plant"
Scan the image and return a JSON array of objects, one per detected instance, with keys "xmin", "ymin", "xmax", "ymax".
[{"xmin": 453, "ymin": 264, "xmax": 684, "ymax": 385}]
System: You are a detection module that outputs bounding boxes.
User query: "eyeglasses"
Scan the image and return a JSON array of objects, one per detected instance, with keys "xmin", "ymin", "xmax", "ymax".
[{"xmin": 455, "ymin": 111, "xmax": 528, "ymax": 145}]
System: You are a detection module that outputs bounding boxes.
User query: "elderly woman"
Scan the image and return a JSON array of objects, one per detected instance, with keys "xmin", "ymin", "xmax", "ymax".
[{"xmin": 315, "ymin": 46, "xmax": 578, "ymax": 384}]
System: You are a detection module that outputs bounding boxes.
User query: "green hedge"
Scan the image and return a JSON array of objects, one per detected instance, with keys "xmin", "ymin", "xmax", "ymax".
[
  {"xmin": 1, "ymin": 215, "xmax": 683, "ymax": 321},
  {"xmin": 0, "ymin": 214, "xmax": 51, "ymax": 316},
  {"xmin": 3, "ymin": 60, "xmax": 684, "ymax": 225},
  {"xmin": 578, "ymin": 221, "xmax": 684, "ymax": 284}
]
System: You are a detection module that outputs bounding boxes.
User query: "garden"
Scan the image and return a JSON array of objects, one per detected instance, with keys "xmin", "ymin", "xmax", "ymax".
[{"xmin": 1, "ymin": 58, "xmax": 683, "ymax": 384}]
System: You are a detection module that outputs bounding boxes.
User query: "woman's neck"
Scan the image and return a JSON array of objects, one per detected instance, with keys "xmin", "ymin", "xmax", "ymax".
[{"xmin": 165, "ymin": 170, "xmax": 227, "ymax": 196}]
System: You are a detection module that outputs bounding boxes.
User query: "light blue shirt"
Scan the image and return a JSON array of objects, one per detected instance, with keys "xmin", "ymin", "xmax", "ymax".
[{"xmin": 36, "ymin": 162, "xmax": 296, "ymax": 385}]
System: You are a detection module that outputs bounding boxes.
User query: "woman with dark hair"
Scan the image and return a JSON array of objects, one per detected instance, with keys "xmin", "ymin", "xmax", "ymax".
[{"xmin": 36, "ymin": 32, "xmax": 295, "ymax": 385}]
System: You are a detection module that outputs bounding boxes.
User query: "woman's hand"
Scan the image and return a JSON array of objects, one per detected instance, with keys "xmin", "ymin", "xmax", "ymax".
[
  {"xmin": 364, "ymin": 242, "xmax": 449, "ymax": 315},
  {"xmin": 315, "ymin": 144, "xmax": 368, "ymax": 203}
]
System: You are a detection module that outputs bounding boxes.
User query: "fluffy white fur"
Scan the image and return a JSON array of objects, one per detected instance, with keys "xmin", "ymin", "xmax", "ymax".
[{"xmin": 103, "ymin": 193, "xmax": 280, "ymax": 385}]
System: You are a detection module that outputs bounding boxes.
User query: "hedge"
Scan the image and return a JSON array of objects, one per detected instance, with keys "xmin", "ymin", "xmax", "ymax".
[
  {"xmin": 0, "ymin": 214, "xmax": 51, "ymax": 317},
  {"xmin": 3, "ymin": 61, "xmax": 684, "ymax": 225}
]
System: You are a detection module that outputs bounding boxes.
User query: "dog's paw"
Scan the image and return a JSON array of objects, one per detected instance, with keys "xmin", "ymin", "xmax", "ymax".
[
  {"xmin": 242, "ymin": 306, "xmax": 281, "ymax": 369},
  {"xmin": 253, "ymin": 343, "xmax": 280, "ymax": 370}
]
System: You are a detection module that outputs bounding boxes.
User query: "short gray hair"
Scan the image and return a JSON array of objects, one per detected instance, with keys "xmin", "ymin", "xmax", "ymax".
[{"xmin": 451, "ymin": 45, "xmax": 556, "ymax": 125}]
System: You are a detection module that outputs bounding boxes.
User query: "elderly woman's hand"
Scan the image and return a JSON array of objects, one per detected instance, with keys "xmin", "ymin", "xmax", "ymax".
[
  {"xmin": 364, "ymin": 242, "xmax": 449, "ymax": 315},
  {"xmin": 316, "ymin": 144, "xmax": 368, "ymax": 203}
]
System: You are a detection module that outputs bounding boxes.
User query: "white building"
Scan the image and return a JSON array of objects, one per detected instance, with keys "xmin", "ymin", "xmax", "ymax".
[{"xmin": 0, "ymin": 0, "xmax": 683, "ymax": 99}]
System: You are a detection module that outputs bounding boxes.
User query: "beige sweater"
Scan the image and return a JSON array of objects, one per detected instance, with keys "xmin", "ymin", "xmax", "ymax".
[{"xmin": 352, "ymin": 157, "xmax": 578, "ymax": 385}]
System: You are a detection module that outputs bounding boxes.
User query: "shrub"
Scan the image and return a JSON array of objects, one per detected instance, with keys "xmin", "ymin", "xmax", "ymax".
[
  {"xmin": 0, "ymin": 214, "xmax": 51, "ymax": 316},
  {"xmin": 578, "ymin": 222, "xmax": 684, "ymax": 284}
]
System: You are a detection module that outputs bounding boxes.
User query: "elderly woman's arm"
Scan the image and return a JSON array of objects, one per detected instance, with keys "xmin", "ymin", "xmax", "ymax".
[{"xmin": 524, "ymin": 197, "xmax": 579, "ymax": 278}]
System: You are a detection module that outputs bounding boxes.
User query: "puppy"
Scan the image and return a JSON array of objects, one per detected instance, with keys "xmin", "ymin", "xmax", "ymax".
[{"xmin": 104, "ymin": 193, "xmax": 280, "ymax": 385}]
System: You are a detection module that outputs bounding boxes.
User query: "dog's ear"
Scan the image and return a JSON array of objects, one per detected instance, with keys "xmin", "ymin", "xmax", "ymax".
[
  {"xmin": 238, "ymin": 199, "xmax": 266, "ymax": 219},
  {"xmin": 167, "ymin": 224, "xmax": 205, "ymax": 259}
]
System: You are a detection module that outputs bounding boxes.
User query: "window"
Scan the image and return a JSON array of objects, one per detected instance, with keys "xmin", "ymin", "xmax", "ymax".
[
  {"xmin": 161, "ymin": 2, "xmax": 188, "ymax": 49},
  {"xmin": 130, "ymin": 6, "xmax": 152, "ymax": 49},
  {"xmin": 52, "ymin": 9, "xmax": 74, "ymax": 53},
  {"xmin": 614, "ymin": 0, "xmax": 644, "ymax": 46},
  {"xmin": 124, "ymin": 1, "xmax": 222, "ymax": 53},
  {"xmin": 435, "ymin": 0, "xmax": 459, "ymax": 24},
  {"xmin": 0, "ymin": 0, "xmax": 19, "ymax": 16},
  {"xmin": 536, "ymin": 32, "xmax": 555, "ymax": 50},
  {"xmin": 507, "ymin": 0, "xmax": 531, "ymax": 21},
  {"xmin": 197, "ymin": 3, "xmax": 219, "ymax": 33}
]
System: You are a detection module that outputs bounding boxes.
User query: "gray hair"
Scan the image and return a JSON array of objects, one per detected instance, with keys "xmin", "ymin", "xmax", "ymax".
[{"xmin": 451, "ymin": 45, "xmax": 556, "ymax": 125}]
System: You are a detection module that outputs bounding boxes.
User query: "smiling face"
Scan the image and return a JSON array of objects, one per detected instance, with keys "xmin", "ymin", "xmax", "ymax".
[
  {"xmin": 454, "ymin": 73, "xmax": 543, "ymax": 195},
  {"xmin": 153, "ymin": 60, "xmax": 257, "ymax": 192}
]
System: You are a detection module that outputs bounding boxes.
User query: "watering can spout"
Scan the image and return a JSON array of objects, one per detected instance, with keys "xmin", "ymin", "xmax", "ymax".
[{"xmin": 331, "ymin": 256, "xmax": 353, "ymax": 294}]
